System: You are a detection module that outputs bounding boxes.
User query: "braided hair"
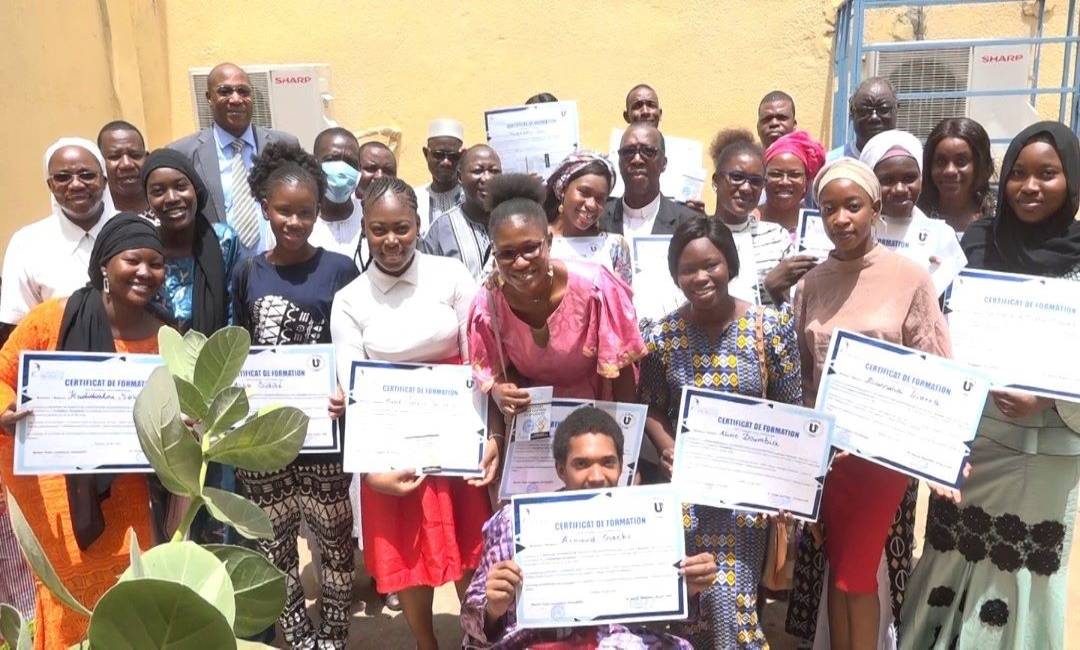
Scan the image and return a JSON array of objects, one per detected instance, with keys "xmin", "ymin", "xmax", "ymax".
[
  {"xmin": 356, "ymin": 176, "xmax": 420, "ymax": 272},
  {"xmin": 247, "ymin": 141, "xmax": 327, "ymax": 203}
]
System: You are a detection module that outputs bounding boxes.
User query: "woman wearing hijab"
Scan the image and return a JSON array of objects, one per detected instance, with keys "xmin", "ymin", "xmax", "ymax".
[
  {"xmin": 900, "ymin": 122, "xmax": 1080, "ymax": 650},
  {"xmin": 1, "ymin": 138, "xmax": 118, "ymax": 334},
  {"xmin": 141, "ymin": 149, "xmax": 241, "ymax": 544},
  {"xmin": 760, "ymin": 130, "xmax": 827, "ymax": 304},
  {"xmin": 0, "ymin": 214, "xmax": 164, "ymax": 649},
  {"xmin": 859, "ymin": 129, "xmax": 967, "ymax": 294},
  {"xmin": 793, "ymin": 159, "xmax": 950, "ymax": 650},
  {"xmin": 544, "ymin": 151, "xmax": 633, "ymax": 285}
]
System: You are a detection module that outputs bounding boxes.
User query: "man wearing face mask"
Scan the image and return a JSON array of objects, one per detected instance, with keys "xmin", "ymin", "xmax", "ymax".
[
  {"xmin": 310, "ymin": 127, "xmax": 366, "ymax": 264},
  {"xmin": 415, "ymin": 119, "xmax": 465, "ymax": 236}
]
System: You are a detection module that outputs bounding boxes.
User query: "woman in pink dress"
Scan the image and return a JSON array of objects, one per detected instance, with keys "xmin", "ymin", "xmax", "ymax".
[{"xmin": 468, "ymin": 174, "xmax": 646, "ymax": 422}]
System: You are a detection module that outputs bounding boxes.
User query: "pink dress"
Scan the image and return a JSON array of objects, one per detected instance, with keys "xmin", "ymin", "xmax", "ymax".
[{"xmin": 468, "ymin": 261, "xmax": 646, "ymax": 400}]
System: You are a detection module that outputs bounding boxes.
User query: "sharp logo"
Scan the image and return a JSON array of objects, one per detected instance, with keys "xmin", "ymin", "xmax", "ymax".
[
  {"xmin": 981, "ymin": 54, "xmax": 1024, "ymax": 64},
  {"xmin": 274, "ymin": 75, "xmax": 313, "ymax": 85}
]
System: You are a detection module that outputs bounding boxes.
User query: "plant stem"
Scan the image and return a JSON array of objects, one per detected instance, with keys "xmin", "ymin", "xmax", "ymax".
[{"xmin": 170, "ymin": 496, "xmax": 203, "ymax": 543}]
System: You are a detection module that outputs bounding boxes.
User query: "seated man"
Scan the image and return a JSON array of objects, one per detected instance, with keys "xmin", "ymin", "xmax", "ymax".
[{"xmin": 461, "ymin": 406, "xmax": 717, "ymax": 649}]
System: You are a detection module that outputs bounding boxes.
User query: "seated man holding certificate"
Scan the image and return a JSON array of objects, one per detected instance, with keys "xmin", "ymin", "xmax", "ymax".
[{"xmin": 460, "ymin": 406, "xmax": 717, "ymax": 649}]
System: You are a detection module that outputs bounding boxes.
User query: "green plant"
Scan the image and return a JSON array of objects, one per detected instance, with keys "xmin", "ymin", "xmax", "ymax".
[{"xmin": 1, "ymin": 326, "xmax": 309, "ymax": 649}]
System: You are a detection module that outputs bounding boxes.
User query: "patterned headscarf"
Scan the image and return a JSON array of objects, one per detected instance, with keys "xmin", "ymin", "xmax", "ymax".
[{"xmin": 546, "ymin": 150, "xmax": 617, "ymax": 202}]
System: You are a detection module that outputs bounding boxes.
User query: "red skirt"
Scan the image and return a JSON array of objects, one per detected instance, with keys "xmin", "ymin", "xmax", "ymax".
[
  {"xmin": 361, "ymin": 475, "xmax": 491, "ymax": 593},
  {"xmin": 821, "ymin": 454, "xmax": 908, "ymax": 594}
]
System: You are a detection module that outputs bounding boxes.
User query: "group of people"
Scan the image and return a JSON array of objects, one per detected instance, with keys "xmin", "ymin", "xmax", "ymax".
[{"xmin": 0, "ymin": 60, "xmax": 1075, "ymax": 650}]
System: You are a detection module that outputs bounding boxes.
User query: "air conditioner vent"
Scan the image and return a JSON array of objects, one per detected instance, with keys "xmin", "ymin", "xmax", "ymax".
[{"xmin": 877, "ymin": 48, "xmax": 970, "ymax": 139}]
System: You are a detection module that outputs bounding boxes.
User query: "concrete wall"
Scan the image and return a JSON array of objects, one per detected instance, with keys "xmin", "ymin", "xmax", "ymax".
[{"xmin": 1, "ymin": 0, "xmax": 1066, "ymax": 259}]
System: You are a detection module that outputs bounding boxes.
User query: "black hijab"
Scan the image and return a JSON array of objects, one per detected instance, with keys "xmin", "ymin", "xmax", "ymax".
[
  {"xmin": 961, "ymin": 121, "xmax": 1080, "ymax": 276},
  {"xmin": 57, "ymin": 213, "xmax": 163, "ymax": 549},
  {"xmin": 141, "ymin": 148, "xmax": 229, "ymax": 334}
]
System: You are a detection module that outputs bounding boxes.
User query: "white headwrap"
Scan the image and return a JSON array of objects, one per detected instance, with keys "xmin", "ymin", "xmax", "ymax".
[
  {"xmin": 858, "ymin": 129, "xmax": 924, "ymax": 173},
  {"xmin": 813, "ymin": 158, "xmax": 882, "ymax": 205},
  {"xmin": 42, "ymin": 136, "xmax": 116, "ymax": 219}
]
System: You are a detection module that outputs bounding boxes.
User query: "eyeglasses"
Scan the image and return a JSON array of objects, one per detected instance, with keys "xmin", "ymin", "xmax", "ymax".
[
  {"xmin": 215, "ymin": 84, "xmax": 253, "ymax": 98},
  {"xmin": 722, "ymin": 171, "xmax": 766, "ymax": 189},
  {"xmin": 853, "ymin": 103, "xmax": 895, "ymax": 119},
  {"xmin": 493, "ymin": 240, "xmax": 545, "ymax": 264},
  {"xmin": 50, "ymin": 171, "xmax": 100, "ymax": 185},
  {"xmin": 430, "ymin": 150, "xmax": 462, "ymax": 163},
  {"xmin": 617, "ymin": 144, "xmax": 660, "ymax": 160},
  {"xmin": 766, "ymin": 170, "xmax": 806, "ymax": 182}
]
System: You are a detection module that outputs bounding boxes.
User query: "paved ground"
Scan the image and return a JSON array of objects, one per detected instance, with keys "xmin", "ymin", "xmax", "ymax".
[{"xmin": 293, "ymin": 485, "xmax": 1080, "ymax": 648}]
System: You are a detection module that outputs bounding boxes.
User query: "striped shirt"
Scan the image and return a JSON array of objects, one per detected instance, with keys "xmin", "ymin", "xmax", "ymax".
[{"xmin": 727, "ymin": 216, "xmax": 791, "ymax": 306}]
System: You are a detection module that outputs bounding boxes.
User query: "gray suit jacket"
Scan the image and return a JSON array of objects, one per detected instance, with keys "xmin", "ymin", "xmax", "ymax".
[
  {"xmin": 599, "ymin": 195, "xmax": 699, "ymax": 236},
  {"xmin": 167, "ymin": 125, "xmax": 300, "ymax": 224}
]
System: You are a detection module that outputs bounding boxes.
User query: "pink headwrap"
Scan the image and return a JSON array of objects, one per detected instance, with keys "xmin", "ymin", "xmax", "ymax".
[{"xmin": 763, "ymin": 130, "xmax": 827, "ymax": 182}]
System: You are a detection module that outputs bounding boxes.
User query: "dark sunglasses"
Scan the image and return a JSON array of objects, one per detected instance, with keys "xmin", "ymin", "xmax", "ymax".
[
  {"xmin": 722, "ymin": 171, "xmax": 766, "ymax": 189},
  {"xmin": 215, "ymin": 84, "xmax": 253, "ymax": 98},
  {"xmin": 617, "ymin": 144, "xmax": 660, "ymax": 160},
  {"xmin": 50, "ymin": 170, "xmax": 100, "ymax": 185},
  {"xmin": 430, "ymin": 150, "xmax": 462, "ymax": 163}
]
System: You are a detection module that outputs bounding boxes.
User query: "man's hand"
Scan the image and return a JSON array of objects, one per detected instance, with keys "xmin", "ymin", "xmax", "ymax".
[{"xmin": 484, "ymin": 560, "xmax": 523, "ymax": 622}]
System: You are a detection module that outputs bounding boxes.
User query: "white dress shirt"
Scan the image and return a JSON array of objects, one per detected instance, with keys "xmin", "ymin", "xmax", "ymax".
[
  {"xmin": 330, "ymin": 251, "xmax": 477, "ymax": 386},
  {"xmin": 212, "ymin": 123, "xmax": 275, "ymax": 256},
  {"xmin": 0, "ymin": 211, "xmax": 114, "ymax": 323},
  {"xmin": 621, "ymin": 192, "xmax": 663, "ymax": 239},
  {"xmin": 309, "ymin": 197, "xmax": 364, "ymax": 262}
]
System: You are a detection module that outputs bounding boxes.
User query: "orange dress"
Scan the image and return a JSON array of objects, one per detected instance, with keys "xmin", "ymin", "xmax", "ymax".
[{"xmin": 0, "ymin": 299, "xmax": 154, "ymax": 649}]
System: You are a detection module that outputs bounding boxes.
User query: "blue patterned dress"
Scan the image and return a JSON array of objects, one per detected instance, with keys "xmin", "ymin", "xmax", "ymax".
[
  {"xmin": 152, "ymin": 222, "xmax": 240, "ymax": 330},
  {"xmin": 639, "ymin": 304, "xmax": 802, "ymax": 649}
]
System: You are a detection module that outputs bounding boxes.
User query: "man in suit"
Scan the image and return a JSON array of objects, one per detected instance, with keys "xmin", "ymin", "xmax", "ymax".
[
  {"xmin": 600, "ymin": 123, "xmax": 697, "ymax": 237},
  {"xmin": 169, "ymin": 62, "xmax": 300, "ymax": 256}
]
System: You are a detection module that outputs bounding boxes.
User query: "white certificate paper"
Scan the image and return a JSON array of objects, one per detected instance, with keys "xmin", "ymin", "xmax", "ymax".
[
  {"xmin": 498, "ymin": 389, "xmax": 646, "ymax": 500},
  {"xmin": 816, "ymin": 329, "xmax": 991, "ymax": 488},
  {"xmin": 344, "ymin": 360, "xmax": 487, "ymax": 476},
  {"xmin": 945, "ymin": 268, "xmax": 1080, "ymax": 401},
  {"xmin": 673, "ymin": 388, "xmax": 834, "ymax": 520},
  {"xmin": 15, "ymin": 352, "xmax": 159, "ymax": 474},
  {"xmin": 512, "ymin": 485, "xmax": 687, "ymax": 628},
  {"xmin": 608, "ymin": 128, "xmax": 706, "ymax": 202},
  {"xmin": 795, "ymin": 209, "xmax": 831, "ymax": 261},
  {"xmin": 549, "ymin": 236, "xmax": 612, "ymax": 270},
  {"xmin": 238, "ymin": 345, "xmax": 339, "ymax": 453},
  {"xmin": 485, "ymin": 101, "xmax": 580, "ymax": 177},
  {"xmin": 631, "ymin": 235, "xmax": 684, "ymax": 321}
]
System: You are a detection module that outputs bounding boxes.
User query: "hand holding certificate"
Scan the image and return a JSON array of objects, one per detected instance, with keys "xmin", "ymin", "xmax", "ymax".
[
  {"xmin": 673, "ymin": 387, "xmax": 834, "ymax": 520},
  {"xmin": 512, "ymin": 485, "xmax": 687, "ymax": 628},
  {"xmin": 945, "ymin": 268, "xmax": 1080, "ymax": 401},
  {"xmin": 816, "ymin": 329, "xmax": 991, "ymax": 488},
  {"xmin": 498, "ymin": 389, "xmax": 646, "ymax": 500},
  {"xmin": 344, "ymin": 360, "xmax": 487, "ymax": 476}
]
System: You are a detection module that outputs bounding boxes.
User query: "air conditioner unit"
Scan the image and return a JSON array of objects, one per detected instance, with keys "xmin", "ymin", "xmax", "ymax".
[
  {"xmin": 188, "ymin": 64, "xmax": 335, "ymax": 151},
  {"xmin": 866, "ymin": 44, "xmax": 1040, "ymax": 160}
]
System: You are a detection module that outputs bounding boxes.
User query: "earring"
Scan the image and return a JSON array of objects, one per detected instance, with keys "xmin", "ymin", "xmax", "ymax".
[{"xmin": 102, "ymin": 271, "xmax": 110, "ymax": 295}]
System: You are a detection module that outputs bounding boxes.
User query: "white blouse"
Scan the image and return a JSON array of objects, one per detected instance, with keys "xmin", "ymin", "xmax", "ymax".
[{"xmin": 330, "ymin": 251, "xmax": 477, "ymax": 385}]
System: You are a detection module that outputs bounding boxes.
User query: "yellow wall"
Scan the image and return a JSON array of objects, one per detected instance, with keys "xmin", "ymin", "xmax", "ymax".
[{"xmin": 0, "ymin": 0, "xmax": 1067, "ymax": 262}]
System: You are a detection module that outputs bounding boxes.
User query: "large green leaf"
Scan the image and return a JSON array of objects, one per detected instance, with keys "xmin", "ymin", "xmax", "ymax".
[
  {"xmin": 193, "ymin": 327, "xmax": 250, "ymax": 398},
  {"xmin": 158, "ymin": 327, "xmax": 197, "ymax": 383},
  {"xmin": 174, "ymin": 377, "xmax": 209, "ymax": 421},
  {"xmin": 205, "ymin": 387, "xmax": 250, "ymax": 436},
  {"xmin": 0, "ymin": 603, "xmax": 31, "ymax": 650},
  {"xmin": 5, "ymin": 493, "xmax": 90, "ymax": 617},
  {"xmin": 87, "ymin": 579, "xmax": 236, "ymax": 650},
  {"xmin": 206, "ymin": 407, "xmax": 308, "ymax": 472},
  {"xmin": 205, "ymin": 545, "xmax": 285, "ymax": 637},
  {"xmin": 133, "ymin": 367, "xmax": 202, "ymax": 497},
  {"xmin": 118, "ymin": 541, "xmax": 235, "ymax": 627},
  {"xmin": 202, "ymin": 488, "xmax": 272, "ymax": 541},
  {"xmin": 128, "ymin": 529, "xmax": 144, "ymax": 579}
]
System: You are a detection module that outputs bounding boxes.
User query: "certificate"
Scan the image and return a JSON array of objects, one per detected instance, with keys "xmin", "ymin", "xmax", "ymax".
[
  {"xmin": 498, "ymin": 388, "xmax": 646, "ymax": 500},
  {"xmin": 795, "ymin": 209, "xmax": 831, "ymax": 261},
  {"xmin": 15, "ymin": 351, "xmax": 159, "ymax": 474},
  {"xmin": 343, "ymin": 360, "xmax": 487, "ymax": 476},
  {"xmin": 944, "ymin": 268, "xmax": 1080, "ymax": 401},
  {"xmin": 549, "ymin": 236, "xmax": 611, "ymax": 269},
  {"xmin": 608, "ymin": 128, "xmax": 706, "ymax": 202},
  {"xmin": 630, "ymin": 235, "xmax": 685, "ymax": 321},
  {"xmin": 816, "ymin": 329, "xmax": 991, "ymax": 488},
  {"xmin": 673, "ymin": 387, "xmax": 834, "ymax": 520},
  {"xmin": 237, "ymin": 345, "xmax": 338, "ymax": 453},
  {"xmin": 485, "ymin": 101, "xmax": 580, "ymax": 177},
  {"xmin": 512, "ymin": 485, "xmax": 687, "ymax": 628}
]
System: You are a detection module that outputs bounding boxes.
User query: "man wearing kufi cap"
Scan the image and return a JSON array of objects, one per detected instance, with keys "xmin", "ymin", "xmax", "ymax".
[{"xmin": 415, "ymin": 119, "xmax": 466, "ymax": 235}]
